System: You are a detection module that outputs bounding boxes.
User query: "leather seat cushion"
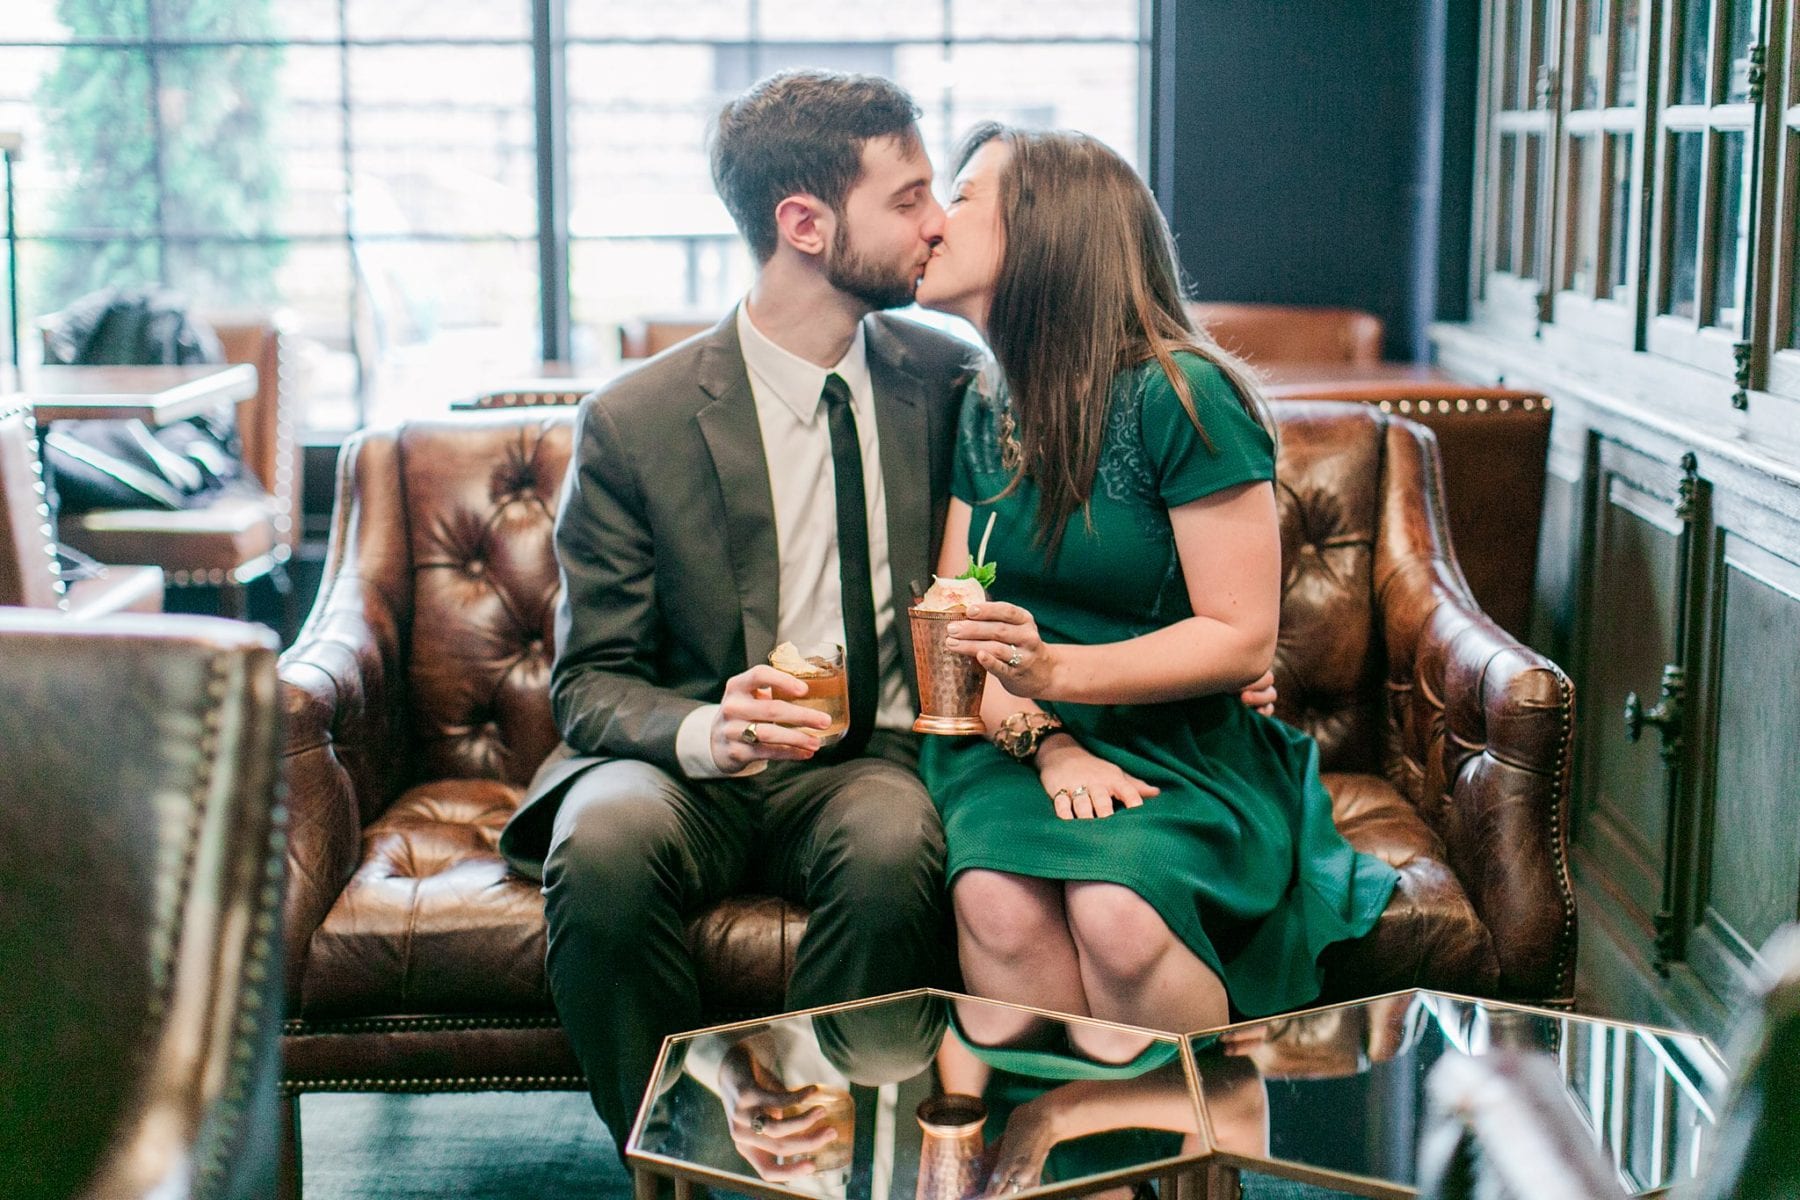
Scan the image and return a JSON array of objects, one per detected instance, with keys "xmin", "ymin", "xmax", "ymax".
[
  {"xmin": 300, "ymin": 778, "xmax": 802, "ymax": 1019},
  {"xmin": 64, "ymin": 493, "xmax": 277, "ymax": 573},
  {"xmin": 1317, "ymin": 772, "xmax": 1500, "ymax": 999}
]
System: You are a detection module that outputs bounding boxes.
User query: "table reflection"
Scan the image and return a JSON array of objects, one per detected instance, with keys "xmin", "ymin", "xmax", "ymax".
[
  {"xmin": 630, "ymin": 991, "xmax": 1203, "ymax": 1200},
  {"xmin": 1186, "ymin": 992, "xmax": 1726, "ymax": 1197}
]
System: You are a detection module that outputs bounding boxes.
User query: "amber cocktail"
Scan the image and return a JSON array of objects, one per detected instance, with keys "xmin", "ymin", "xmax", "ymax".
[{"xmin": 769, "ymin": 642, "xmax": 848, "ymax": 747}]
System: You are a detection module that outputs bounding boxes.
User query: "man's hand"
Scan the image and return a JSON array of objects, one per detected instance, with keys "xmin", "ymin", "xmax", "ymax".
[
  {"xmin": 709, "ymin": 664, "xmax": 833, "ymax": 773},
  {"xmin": 1239, "ymin": 669, "xmax": 1277, "ymax": 716}
]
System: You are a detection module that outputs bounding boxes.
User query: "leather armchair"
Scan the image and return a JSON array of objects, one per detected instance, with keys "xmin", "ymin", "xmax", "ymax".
[
  {"xmin": 275, "ymin": 402, "xmax": 1574, "ymax": 1186},
  {"xmin": 0, "ymin": 611, "xmax": 284, "ymax": 1200},
  {"xmin": 1419, "ymin": 926, "xmax": 1800, "ymax": 1200},
  {"xmin": 1187, "ymin": 302, "xmax": 1385, "ymax": 366}
]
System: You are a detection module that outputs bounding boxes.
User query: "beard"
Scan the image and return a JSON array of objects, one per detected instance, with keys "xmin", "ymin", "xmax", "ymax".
[{"xmin": 825, "ymin": 221, "xmax": 920, "ymax": 310}]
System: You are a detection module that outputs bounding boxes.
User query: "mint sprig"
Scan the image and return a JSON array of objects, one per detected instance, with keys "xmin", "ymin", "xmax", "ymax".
[{"xmin": 959, "ymin": 557, "xmax": 997, "ymax": 589}]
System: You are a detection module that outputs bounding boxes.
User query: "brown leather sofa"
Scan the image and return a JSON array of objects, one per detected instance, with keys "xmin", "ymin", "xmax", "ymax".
[
  {"xmin": 0, "ymin": 610, "xmax": 284, "ymax": 1200},
  {"xmin": 0, "ymin": 398, "xmax": 164, "ymax": 616},
  {"xmin": 1187, "ymin": 302, "xmax": 1385, "ymax": 366},
  {"xmin": 276, "ymin": 402, "xmax": 1575, "ymax": 1187}
]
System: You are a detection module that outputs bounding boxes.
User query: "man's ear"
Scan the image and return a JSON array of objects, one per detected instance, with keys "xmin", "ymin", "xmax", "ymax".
[{"xmin": 773, "ymin": 194, "xmax": 833, "ymax": 259}]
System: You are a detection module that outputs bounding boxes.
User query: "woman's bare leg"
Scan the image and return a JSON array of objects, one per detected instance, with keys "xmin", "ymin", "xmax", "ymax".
[
  {"xmin": 952, "ymin": 869, "xmax": 1090, "ymax": 1034},
  {"xmin": 1065, "ymin": 881, "xmax": 1229, "ymax": 1034}
]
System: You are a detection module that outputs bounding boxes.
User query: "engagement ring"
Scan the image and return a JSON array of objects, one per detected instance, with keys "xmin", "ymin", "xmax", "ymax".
[
  {"xmin": 1072, "ymin": 786, "xmax": 1088, "ymax": 796},
  {"xmin": 1006, "ymin": 650, "xmax": 1023, "ymax": 668},
  {"xmin": 741, "ymin": 722, "xmax": 760, "ymax": 744},
  {"xmin": 751, "ymin": 1114, "xmax": 766, "ymax": 1135}
]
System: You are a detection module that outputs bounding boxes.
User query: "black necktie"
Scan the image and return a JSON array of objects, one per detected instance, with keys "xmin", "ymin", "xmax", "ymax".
[{"xmin": 823, "ymin": 372, "xmax": 878, "ymax": 758}]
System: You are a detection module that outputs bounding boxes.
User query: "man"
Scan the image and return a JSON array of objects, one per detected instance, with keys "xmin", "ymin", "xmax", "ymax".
[{"xmin": 498, "ymin": 69, "xmax": 976, "ymax": 1151}]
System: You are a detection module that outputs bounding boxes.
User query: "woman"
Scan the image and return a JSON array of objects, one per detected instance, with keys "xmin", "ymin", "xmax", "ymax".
[{"xmin": 912, "ymin": 123, "xmax": 1398, "ymax": 1037}]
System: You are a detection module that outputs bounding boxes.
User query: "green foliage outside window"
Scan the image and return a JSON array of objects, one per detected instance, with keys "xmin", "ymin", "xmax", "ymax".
[{"xmin": 34, "ymin": 0, "xmax": 287, "ymax": 311}]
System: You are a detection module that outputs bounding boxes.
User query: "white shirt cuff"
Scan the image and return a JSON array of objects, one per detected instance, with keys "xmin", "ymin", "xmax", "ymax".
[{"xmin": 676, "ymin": 703, "xmax": 768, "ymax": 780}]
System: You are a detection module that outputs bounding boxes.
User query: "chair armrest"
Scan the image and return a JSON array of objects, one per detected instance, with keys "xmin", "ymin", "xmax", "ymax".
[
  {"xmin": 276, "ymin": 430, "xmax": 414, "ymax": 1010},
  {"xmin": 1378, "ymin": 417, "xmax": 1577, "ymax": 1004},
  {"xmin": 1419, "ymin": 1052, "xmax": 1627, "ymax": 1200}
]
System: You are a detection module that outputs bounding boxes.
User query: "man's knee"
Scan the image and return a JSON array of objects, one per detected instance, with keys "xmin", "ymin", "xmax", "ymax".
[
  {"xmin": 544, "ymin": 760, "xmax": 691, "ymax": 917},
  {"xmin": 816, "ymin": 765, "xmax": 944, "ymax": 886}
]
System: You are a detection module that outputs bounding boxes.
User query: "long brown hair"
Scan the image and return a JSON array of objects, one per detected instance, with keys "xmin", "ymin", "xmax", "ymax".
[{"xmin": 960, "ymin": 123, "xmax": 1275, "ymax": 556}]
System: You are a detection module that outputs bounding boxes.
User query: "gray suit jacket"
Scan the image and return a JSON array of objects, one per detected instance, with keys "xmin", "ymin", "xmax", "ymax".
[{"xmin": 499, "ymin": 309, "xmax": 979, "ymax": 878}]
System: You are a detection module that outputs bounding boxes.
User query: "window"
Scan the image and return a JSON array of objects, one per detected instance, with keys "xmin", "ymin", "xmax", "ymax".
[
  {"xmin": 1477, "ymin": 0, "xmax": 1561, "ymax": 331},
  {"xmin": 1554, "ymin": 0, "xmax": 1646, "ymax": 343},
  {"xmin": 1760, "ymin": 0, "xmax": 1800, "ymax": 397},
  {"xmin": 0, "ymin": 0, "xmax": 1146, "ymax": 431},
  {"xmin": 1645, "ymin": 0, "xmax": 1765, "ymax": 380}
]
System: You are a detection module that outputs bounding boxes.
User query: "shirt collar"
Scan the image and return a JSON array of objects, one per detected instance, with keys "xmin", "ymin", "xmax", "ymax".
[{"xmin": 737, "ymin": 300, "xmax": 871, "ymax": 423}]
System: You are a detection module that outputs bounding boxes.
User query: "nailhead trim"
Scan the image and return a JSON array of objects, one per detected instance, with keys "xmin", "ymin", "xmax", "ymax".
[
  {"xmin": 285, "ymin": 1013, "xmax": 565, "ymax": 1037},
  {"xmin": 283, "ymin": 1074, "xmax": 588, "ymax": 1096}
]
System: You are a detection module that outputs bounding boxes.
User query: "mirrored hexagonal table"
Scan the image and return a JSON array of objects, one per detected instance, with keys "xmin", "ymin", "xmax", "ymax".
[
  {"xmin": 628, "ymin": 989, "xmax": 1204, "ymax": 1200},
  {"xmin": 1185, "ymin": 990, "xmax": 1727, "ymax": 1198}
]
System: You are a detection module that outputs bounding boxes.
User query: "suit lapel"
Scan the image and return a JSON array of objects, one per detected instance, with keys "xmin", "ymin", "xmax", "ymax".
[
  {"xmin": 867, "ymin": 320, "xmax": 931, "ymax": 704},
  {"xmin": 695, "ymin": 321, "xmax": 780, "ymax": 670}
]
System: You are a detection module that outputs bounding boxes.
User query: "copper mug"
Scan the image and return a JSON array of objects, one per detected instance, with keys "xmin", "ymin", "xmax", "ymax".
[
  {"xmin": 908, "ymin": 607, "xmax": 988, "ymax": 735},
  {"xmin": 915, "ymin": 1093, "xmax": 988, "ymax": 1200}
]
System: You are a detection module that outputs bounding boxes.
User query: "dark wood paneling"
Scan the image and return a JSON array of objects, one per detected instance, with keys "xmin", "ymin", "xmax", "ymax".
[
  {"xmin": 1688, "ymin": 532, "xmax": 1800, "ymax": 1008},
  {"xmin": 1575, "ymin": 444, "xmax": 1688, "ymax": 932}
]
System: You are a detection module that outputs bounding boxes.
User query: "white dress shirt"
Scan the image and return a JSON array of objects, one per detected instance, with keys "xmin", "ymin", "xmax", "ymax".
[{"xmin": 673, "ymin": 302, "xmax": 913, "ymax": 779}]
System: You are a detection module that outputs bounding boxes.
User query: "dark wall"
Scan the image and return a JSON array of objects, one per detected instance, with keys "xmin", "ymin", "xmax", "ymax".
[{"xmin": 1155, "ymin": 0, "xmax": 1479, "ymax": 360}]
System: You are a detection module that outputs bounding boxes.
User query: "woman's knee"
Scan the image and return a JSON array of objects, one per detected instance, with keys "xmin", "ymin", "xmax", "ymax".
[
  {"xmin": 953, "ymin": 870, "xmax": 1065, "ymax": 960},
  {"xmin": 1066, "ymin": 882, "xmax": 1180, "ymax": 981}
]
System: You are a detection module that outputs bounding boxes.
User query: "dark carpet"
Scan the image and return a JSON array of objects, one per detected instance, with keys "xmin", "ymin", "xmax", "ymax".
[{"xmin": 301, "ymin": 1092, "xmax": 1355, "ymax": 1200}]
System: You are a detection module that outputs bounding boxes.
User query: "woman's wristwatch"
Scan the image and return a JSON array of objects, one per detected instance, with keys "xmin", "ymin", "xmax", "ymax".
[{"xmin": 992, "ymin": 711, "xmax": 1065, "ymax": 761}]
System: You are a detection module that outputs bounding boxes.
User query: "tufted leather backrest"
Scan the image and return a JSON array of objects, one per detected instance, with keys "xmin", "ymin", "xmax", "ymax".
[
  {"xmin": 328, "ymin": 403, "xmax": 1484, "ymax": 811},
  {"xmin": 398, "ymin": 413, "xmax": 567, "ymax": 788}
]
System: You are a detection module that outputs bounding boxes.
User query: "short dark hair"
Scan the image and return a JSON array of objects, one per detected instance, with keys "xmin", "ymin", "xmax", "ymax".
[{"xmin": 710, "ymin": 69, "xmax": 922, "ymax": 262}]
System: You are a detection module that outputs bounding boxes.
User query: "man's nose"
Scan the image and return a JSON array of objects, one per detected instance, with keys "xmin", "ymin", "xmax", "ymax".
[{"xmin": 920, "ymin": 195, "xmax": 947, "ymax": 240}]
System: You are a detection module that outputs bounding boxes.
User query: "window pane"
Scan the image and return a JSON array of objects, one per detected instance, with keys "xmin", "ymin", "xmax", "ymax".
[
  {"xmin": 1571, "ymin": 135, "xmax": 1601, "ymax": 293},
  {"xmin": 943, "ymin": 43, "xmax": 1139, "ymax": 170},
  {"xmin": 1579, "ymin": 0, "xmax": 1605, "ymax": 110},
  {"xmin": 1608, "ymin": 133, "xmax": 1634, "ymax": 293},
  {"xmin": 952, "ymin": 0, "xmax": 1138, "ymax": 40},
  {"xmin": 18, "ymin": 0, "xmax": 146, "ymax": 39},
  {"xmin": 1502, "ymin": 0, "xmax": 1524, "ymax": 110},
  {"xmin": 149, "ymin": 0, "xmax": 339, "ymax": 42},
  {"xmin": 160, "ymin": 47, "xmax": 348, "ymax": 239},
  {"xmin": 1722, "ymin": 0, "xmax": 1757, "ymax": 104},
  {"xmin": 355, "ymin": 239, "xmax": 540, "ymax": 425},
  {"xmin": 757, "ymin": 0, "xmax": 944, "ymax": 41},
  {"xmin": 1495, "ymin": 134, "xmax": 1517, "ymax": 274},
  {"xmin": 1522, "ymin": 134, "xmax": 1544, "ymax": 279},
  {"xmin": 1666, "ymin": 131, "xmax": 1702, "ymax": 318},
  {"xmin": 566, "ymin": 45, "xmax": 728, "ymax": 243},
  {"xmin": 570, "ymin": 236, "xmax": 752, "ymax": 368},
  {"xmin": 348, "ymin": 46, "xmax": 536, "ymax": 237},
  {"xmin": 1614, "ymin": 0, "xmax": 1642, "ymax": 105},
  {"xmin": 22, "ymin": 47, "xmax": 157, "ymax": 239},
  {"xmin": 345, "ymin": 0, "xmax": 530, "ymax": 42},
  {"xmin": 22, "ymin": 239, "xmax": 160, "ymax": 326},
  {"xmin": 1676, "ymin": 0, "xmax": 1711, "ymax": 106},
  {"xmin": 1710, "ymin": 131, "xmax": 1749, "ymax": 332},
  {"xmin": 567, "ymin": 0, "xmax": 750, "ymax": 41}
]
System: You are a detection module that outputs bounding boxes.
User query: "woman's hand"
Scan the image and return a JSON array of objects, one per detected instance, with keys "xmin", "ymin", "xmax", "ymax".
[
  {"xmin": 1034, "ymin": 736, "xmax": 1159, "ymax": 819},
  {"xmin": 979, "ymin": 1093, "xmax": 1062, "ymax": 1197},
  {"xmin": 946, "ymin": 601, "xmax": 1058, "ymax": 698}
]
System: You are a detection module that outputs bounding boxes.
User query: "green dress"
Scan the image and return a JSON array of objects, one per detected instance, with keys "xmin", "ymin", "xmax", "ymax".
[{"xmin": 920, "ymin": 352, "xmax": 1398, "ymax": 1019}]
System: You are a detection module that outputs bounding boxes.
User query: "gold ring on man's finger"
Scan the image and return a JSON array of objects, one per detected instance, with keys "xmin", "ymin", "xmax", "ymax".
[{"xmin": 741, "ymin": 722, "xmax": 760, "ymax": 744}]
